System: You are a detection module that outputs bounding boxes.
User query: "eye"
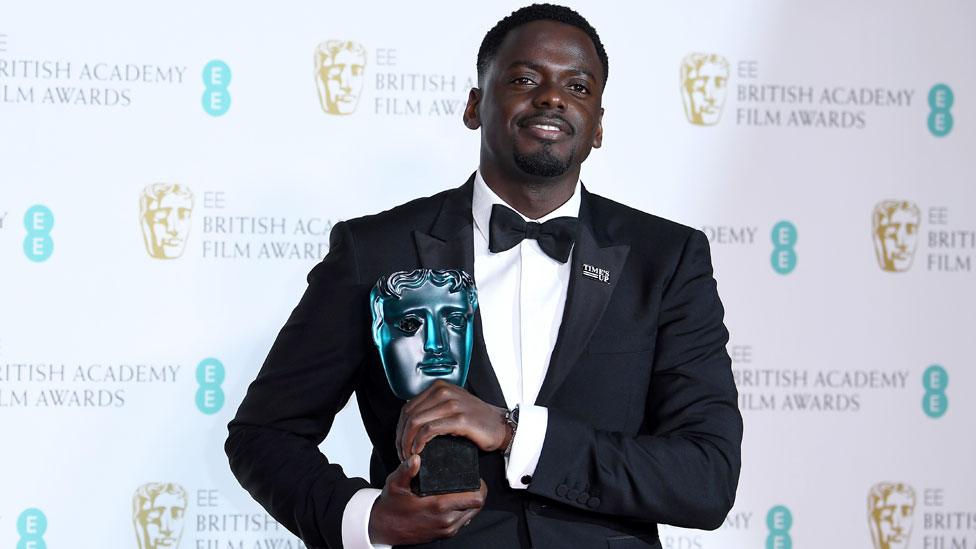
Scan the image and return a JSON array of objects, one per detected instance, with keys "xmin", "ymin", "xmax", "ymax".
[
  {"xmin": 396, "ymin": 316, "xmax": 422, "ymax": 334},
  {"xmin": 568, "ymin": 82, "xmax": 590, "ymax": 95},
  {"xmin": 511, "ymin": 76, "xmax": 536, "ymax": 86},
  {"xmin": 445, "ymin": 312, "xmax": 467, "ymax": 330}
]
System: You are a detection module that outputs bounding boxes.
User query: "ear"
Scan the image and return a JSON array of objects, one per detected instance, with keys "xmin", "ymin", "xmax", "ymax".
[
  {"xmin": 463, "ymin": 88, "xmax": 482, "ymax": 130},
  {"xmin": 592, "ymin": 107, "xmax": 604, "ymax": 149}
]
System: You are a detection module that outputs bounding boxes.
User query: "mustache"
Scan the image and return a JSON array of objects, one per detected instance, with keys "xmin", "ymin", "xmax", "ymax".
[{"xmin": 517, "ymin": 112, "xmax": 575, "ymax": 135}]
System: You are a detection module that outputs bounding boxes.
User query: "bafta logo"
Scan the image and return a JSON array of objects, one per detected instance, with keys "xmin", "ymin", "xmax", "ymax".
[
  {"xmin": 314, "ymin": 40, "xmax": 367, "ymax": 115},
  {"xmin": 872, "ymin": 200, "xmax": 920, "ymax": 272},
  {"xmin": 133, "ymin": 483, "xmax": 187, "ymax": 549},
  {"xmin": 868, "ymin": 483, "xmax": 916, "ymax": 549},
  {"xmin": 681, "ymin": 53, "xmax": 730, "ymax": 126},
  {"xmin": 140, "ymin": 183, "xmax": 194, "ymax": 260}
]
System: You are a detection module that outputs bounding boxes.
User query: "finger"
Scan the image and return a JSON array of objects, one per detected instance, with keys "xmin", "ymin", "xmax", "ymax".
[
  {"xmin": 411, "ymin": 415, "xmax": 468, "ymax": 456},
  {"xmin": 389, "ymin": 454, "xmax": 421, "ymax": 492},
  {"xmin": 425, "ymin": 480, "xmax": 486, "ymax": 512},
  {"xmin": 401, "ymin": 399, "xmax": 465, "ymax": 456},
  {"xmin": 402, "ymin": 379, "xmax": 461, "ymax": 416}
]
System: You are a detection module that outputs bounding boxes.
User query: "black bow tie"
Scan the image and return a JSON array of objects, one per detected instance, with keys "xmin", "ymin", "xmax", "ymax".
[{"xmin": 488, "ymin": 203, "xmax": 579, "ymax": 263}]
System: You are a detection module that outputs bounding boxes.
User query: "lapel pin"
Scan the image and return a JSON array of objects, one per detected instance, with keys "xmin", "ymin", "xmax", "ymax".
[{"xmin": 582, "ymin": 263, "xmax": 610, "ymax": 284}]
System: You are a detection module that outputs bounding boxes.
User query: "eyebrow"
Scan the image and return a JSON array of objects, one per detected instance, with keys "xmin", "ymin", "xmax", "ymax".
[{"xmin": 506, "ymin": 60, "xmax": 597, "ymax": 82}]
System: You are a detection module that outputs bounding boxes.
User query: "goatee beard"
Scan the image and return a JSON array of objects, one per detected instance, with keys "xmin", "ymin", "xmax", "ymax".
[{"xmin": 513, "ymin": 144, "xmax": 573, "ymax": 178}]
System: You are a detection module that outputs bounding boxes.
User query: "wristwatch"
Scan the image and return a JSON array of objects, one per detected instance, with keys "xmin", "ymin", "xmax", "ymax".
[{"xmin": 503, "ymin": 405, "xmax": 519, "ymax": 456}]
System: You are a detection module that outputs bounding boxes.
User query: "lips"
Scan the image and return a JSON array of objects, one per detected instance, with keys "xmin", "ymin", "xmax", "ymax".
[
  {"xmin": 417, "ymin": 356, "xmax": 457, "ymax": 375},
  {"xmin": 518, "ymin": 114, "xmax": 574, "ymax": 141}
]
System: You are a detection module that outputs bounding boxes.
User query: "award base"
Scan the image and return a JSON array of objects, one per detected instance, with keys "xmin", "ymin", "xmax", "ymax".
[{"xmin": 411, "ymin": 435, "xmax": 480, "ymax": 496}]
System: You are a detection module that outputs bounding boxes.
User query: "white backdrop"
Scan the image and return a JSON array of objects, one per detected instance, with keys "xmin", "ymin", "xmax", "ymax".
[{"xmin": 1, "ymin": 1, "xmax": 974, "ymax": 548}]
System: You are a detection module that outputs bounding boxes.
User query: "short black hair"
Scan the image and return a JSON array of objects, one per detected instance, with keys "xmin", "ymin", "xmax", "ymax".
[{"xmin": 477, "ymin": 4, "xmax": 609, "ymax": 87}]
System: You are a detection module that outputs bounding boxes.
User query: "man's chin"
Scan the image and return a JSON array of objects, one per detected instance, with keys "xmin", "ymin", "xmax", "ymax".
[{"xmin": 512, "ymin": 146, "xmax": 573, "ymax": 179}]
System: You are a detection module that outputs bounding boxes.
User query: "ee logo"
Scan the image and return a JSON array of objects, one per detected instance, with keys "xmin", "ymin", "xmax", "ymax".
[
  {"xmin": 927, "ymin": 84, "xmax": 953, "ymax": 138},
  {"xmin": 771, "ymin": 221, "xmax": 797, "ymax": 275},
  {"xmin": 202, "ymin": 60, "xmax": 232, "ymax": 117},
  {"xmin": 766, "ymin": 505, "xmax": 793, "ymax": 549},
  {"xmin": 23, "ymin": 205, "xmax": 54, "ymax": 262},
  {"xmin": 17, "ymin": 508, "xmax": 47, "ymax": 549},
  {"xmin": 196, "ymin": 357, "xmax": 225, "ymax": 414},
  {"xmin": 922, "ymin": 364, "xmax": 948, "ymax": 418}
]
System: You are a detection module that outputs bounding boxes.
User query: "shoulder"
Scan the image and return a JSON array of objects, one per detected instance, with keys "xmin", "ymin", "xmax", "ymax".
[
  {"xmin": 585, "ymin": 190, "xmax": 702, "ymax": 252},
  {"xmin": 340, "ymin": 187, "xmax": 454, "ymax": 244}
]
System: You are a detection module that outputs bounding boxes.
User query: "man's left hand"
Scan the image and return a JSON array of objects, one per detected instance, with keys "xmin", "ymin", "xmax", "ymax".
[{"xmin": 397, "ymin": 380, "xmax": 512, "ymax": 460}]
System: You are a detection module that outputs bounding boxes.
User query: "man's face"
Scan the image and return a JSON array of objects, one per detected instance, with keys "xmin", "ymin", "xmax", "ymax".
[
  {"xmin": 466, "ymin": 20, "xmax": 604, "ymax": 180},
  {"xmin": 317, "ymin": 46, "xmax": 366, "ymax": 115},
  {"xmin": 375, "ymin": 284, "xmax": 474, "ymax": 400},
  {"xmin": 875, "ymin": 207, "xmax": 919, "ymax": 272},
  {"xmin": 143, "ymin": 193, "xmax": 193, "ymax": 259},
  {"xmin": 683, "ymin": 60, "xmax": 728, "ymax": 125},
  {"xmin": 137, "ymin": 492, "xmax": 185, "ymax": 549},
  {"xmin": 871, "ymin": 491, "xmax": 914, "ymax": 549}
]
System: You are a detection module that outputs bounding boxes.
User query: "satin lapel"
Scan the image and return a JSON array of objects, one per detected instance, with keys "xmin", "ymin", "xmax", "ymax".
[
  {"xmin": 412, "ymin": 177, "xmax": 507, "ymax": 408},
  {"xmin": 535, "ymin": 193, "xmax": 630, "ymax": 406}
]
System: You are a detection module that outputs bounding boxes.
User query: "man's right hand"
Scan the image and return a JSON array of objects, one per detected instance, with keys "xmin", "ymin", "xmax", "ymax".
[{"xmin": 368, "ymin": 454, "xmax": 487, "ymax": 546}]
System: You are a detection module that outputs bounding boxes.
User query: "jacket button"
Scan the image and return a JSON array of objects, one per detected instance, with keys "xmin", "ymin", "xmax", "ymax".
[
  {"xmin": 556, "ymin": 484, "xmax": 568, "ymax": 497},
  {"xmin": 521, "ymin": 475, "xmax": 532, "ymax": 486},
  {"xmin": 577, "ymin": 493, "xmax": 590, "ymax": 504},
  {"xmin": 566, "ymin": 489, "xmax": 579, "ymax": 500},
  {"xmin": 587, "ymin": 497, "xmax": 600, "ymax": 509}
]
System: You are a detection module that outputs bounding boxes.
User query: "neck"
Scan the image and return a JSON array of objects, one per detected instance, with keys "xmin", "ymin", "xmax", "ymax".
[{"xmin": 479, "ymin": 162, "xmax": 579, "ymax": 220}]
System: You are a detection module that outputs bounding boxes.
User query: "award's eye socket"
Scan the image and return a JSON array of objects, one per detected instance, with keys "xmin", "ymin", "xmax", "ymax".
[
  {"xmin": 396, "ymin": 316, "xmax": 422, "ymax": 334},
  {"xmin": 445, "ymin": 312, "xmax": 467, "ymax": 331}
]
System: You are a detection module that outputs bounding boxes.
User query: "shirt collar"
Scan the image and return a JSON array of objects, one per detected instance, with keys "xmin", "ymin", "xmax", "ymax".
[{"xmin": 472, "ymin": 169, "xmax": 582, "ymax": 244}]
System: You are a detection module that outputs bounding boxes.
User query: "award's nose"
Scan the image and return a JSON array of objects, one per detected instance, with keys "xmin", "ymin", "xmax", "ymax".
[{"xmin": 423, "ymin": 314, "xmax": 447, "ymax": 354}]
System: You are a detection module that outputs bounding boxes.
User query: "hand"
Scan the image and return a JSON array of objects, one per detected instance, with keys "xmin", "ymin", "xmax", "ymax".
[
  {"xmin": 368, "ymin": 454, "xmax": 488, "ymax": 545},
  {"xmin": 397, "ymin": 380, "xmax": 512, "ymax": 460}
]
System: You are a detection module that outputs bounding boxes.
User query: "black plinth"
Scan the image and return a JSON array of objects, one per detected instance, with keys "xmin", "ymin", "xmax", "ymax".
[{"xmin": 411, "ymin": 435, "xmax": 480, "ymax": 496}]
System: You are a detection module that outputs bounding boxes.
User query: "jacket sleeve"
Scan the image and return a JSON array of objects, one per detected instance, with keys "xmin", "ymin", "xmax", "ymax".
[
  {"xmin": 528, "ymin": 229, "xmax": 743, "ymax": 530},
  {"xmin": 225, "ymin": 221, "xmax": 372, "ymax": 548}
]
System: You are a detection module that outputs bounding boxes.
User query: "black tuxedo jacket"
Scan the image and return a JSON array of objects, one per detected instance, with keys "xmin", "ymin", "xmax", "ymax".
[{"xmin": 226, "ymin": 176, "xmax": 742, "ymax": 549}]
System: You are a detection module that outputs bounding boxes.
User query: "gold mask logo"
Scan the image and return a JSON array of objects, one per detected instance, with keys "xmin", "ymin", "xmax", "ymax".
[
  {"xmin": 868, "ymin": 482, "xmax": 916, "ymax": 549},
  {"xmin": 140, "ymin": 183, "xmax": 194, "ymax": 259},
  {"xmin": 872, "ymin": 200, "xmax": 920, "ymax": 272},
  {"xmin": 133, "ymin": 482, "xmax": 187, "ymax": 549},
  {"xmin": 681, "ymin": 53, "xmax": 730, "ymax": 126},
  {"xmin": 315, "ymin": 40, "xmax": 367, "ymax": 115}
]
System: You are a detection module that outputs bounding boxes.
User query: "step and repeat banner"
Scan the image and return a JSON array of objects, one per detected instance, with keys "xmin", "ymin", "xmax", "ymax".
[{"xmin": 1, "ymin": 1, "xmax": 973, "ymax": 547}]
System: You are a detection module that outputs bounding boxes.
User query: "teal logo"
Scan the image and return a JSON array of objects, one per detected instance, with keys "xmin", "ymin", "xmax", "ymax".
[
  {"xmin": 195, "ymin": 357, "xmax": 225, "ymax": 414},
  {"xmin": 17, "ymin": 508, "xmax": 47, "ymax": 549},
  {"xmin": 922, "ymin": 364, "xmax": 948, "ymax": 418},
  {"xmin": 766, "ymin": 505, "xmax": 792, "ymax": 549},
  {"xmin": 927, "ymin": 84, "xmax": 953, "ymax": 137},
  {"xmin": 202, "ymin": 60, "xmax": 231, "ymax": 117},
  {"xmin": 23, "ymin": 205, "xmax": 54, "ymax": 262},
  {"xmin": 771, "ymin": 221, "xmax": 797, "ymax": 275}
]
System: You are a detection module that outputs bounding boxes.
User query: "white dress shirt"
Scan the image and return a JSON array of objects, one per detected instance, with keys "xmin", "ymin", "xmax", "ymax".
[{"xmin": 341, "ymin": 171, "xmax": 580, "ymax": 548}]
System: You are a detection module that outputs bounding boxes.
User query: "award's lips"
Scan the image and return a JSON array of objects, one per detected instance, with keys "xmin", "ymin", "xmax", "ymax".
[{"xmin": 417, "ymin": 356, "xmax": 458, "ymax": 375}]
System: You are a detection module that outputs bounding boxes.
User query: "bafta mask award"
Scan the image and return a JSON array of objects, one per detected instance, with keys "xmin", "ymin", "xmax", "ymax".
[{"xmin": 370, "ymin": 268, "xmax": 481, "ymax": 495}]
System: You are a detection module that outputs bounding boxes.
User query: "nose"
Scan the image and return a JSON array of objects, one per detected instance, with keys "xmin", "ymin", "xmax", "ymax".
[
  {"xmin": 531, "ymin": 81, "xmax": 566, "ymax": 111},
  {"xmin": 160, "ymin": 512, "xmax": 172, "ymax": 534},
  {"xmin": 423, "ymin": 314, "xmax": 446, "ymax": 354}
]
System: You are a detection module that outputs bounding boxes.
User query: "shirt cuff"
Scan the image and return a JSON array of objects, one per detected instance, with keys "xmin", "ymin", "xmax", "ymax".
[
  {"xmin": 504, "ymin": 405, "xmax": 548, "ymax": 489},
  {"xmin": 341, "ymin": 488, "xmax": 391, "ymax": 549}
]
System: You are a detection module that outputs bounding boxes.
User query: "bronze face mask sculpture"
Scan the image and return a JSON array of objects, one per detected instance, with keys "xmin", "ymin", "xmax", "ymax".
[{"xmin": 370, "ymin": 269, "xmax": 480, "ymax": 495}]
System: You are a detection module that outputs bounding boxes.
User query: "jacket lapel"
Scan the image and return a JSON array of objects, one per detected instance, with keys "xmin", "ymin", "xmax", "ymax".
[
  {"xmin": 413, "ymin": 176, "xmax": 507, "ymax": 408},
  {"xmin": 535, "ymin": 189, "xmax": 630, "ymax": 406}
]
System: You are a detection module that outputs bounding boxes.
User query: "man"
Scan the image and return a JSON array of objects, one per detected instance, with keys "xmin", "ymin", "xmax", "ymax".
[{"xmin": 226, "ymin": 5, "xmax": 742, "ymax": 548}]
